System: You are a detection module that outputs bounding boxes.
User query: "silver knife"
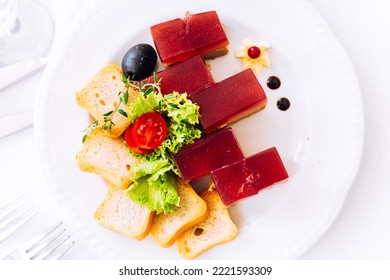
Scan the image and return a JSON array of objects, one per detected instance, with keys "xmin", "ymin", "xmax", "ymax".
[
  {"xmin": 0, "ymin": 112, "xmax": 34, "ymax": 138},
  {"xmin": 0, "ymin": 57, "xmax": 49, "ymax": 90}
]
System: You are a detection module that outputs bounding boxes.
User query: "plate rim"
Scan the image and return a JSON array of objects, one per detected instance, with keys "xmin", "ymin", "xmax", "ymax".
[{"xmin": 34, "ymin": 0, "xmax": 364, "ymax": 260}]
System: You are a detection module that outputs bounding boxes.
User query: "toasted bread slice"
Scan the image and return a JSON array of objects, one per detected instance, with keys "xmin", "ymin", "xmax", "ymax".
[
  {"xmin": 176, "ymin": 189, "xmax": 238, "ymax": 259},
  {"xmin": 150, "ymin": 178, "xmax": 209, "ymax": 248},
  {"xmin": 94, "ymin": 187, "xmax": 154, "ymax": 240},
  {"xmin": 76, "ymin": 128, "xmax": 138, "ymax": 189},
  {"xmin": 75, "ymin": 64, "xmax": 137, "ymax": 138}
]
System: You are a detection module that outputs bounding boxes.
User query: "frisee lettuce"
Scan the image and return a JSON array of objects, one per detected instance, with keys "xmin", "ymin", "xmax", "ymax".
[{"xmin": 125, "ymin": 91, "xmax": 202, "ymax": 214}]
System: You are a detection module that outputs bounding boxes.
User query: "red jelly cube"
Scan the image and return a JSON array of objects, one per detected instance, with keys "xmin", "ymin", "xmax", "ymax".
[
  {"xmin": 150, "ymin": 11, "xmax": 229, "ymax": 66},
  {"xmin": 171, "ymin": 128, "xmax": 244, "ymax": 182},
  {"xmin": 143, "ymin": 56, "xmax": 214, "ymax": 96},
  {"xmin": 190, "ymin": 69, "xmax": 268, "ymax": 133},
  {"xmin": 211, "ymin": 147, "xmax": 289, "ymax": 206}
]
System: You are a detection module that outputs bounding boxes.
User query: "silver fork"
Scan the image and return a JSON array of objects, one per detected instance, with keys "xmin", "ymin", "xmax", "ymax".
[
  {"xmin": 2, "ymin": 222, "xmax": 75, "ymax": 260},
  {"xmin": 0, "ymin": 193, "xmax": 37, "ymax": 242}
]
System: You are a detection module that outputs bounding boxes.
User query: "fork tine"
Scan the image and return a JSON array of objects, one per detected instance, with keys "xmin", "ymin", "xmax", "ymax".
[
  {"xmin": 0, "ymin": 200, "xmax": 28, "ymax": 221},
  {"xmin": 0, "ymin": 192, "xmax": 25, "ymax": 209},
  {"xmin": 20, "ymin": 222, "xmax": 62, "ymax": 251},
  {"xmin": 0, "ymin": 203, "xmax": 34, "ymax": 229},
  {"xmin": 0, "ymin": 192, "xmax": 29, "ymax": 222},
  {"xmin": 0, "ymin": 205, "xmax": 37, "ymax": 242},
  {"xmin": 46, "ymin": 239, "xmax": 75, "ymax": 260},
  {"xmin": 32, "ymin": 232, "xmax": 73, "ymax": 260},
  {"xmin": 20, "ymin": 222, "xmax": 74, "ymax": 260},
  {"xmin": 26, "ymin": 227, "xmax": 66, "ymax": 256}
]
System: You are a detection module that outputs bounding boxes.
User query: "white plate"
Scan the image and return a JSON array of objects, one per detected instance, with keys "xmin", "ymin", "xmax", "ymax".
[{"xmin": 35, "ymin": 0, "xmax": 364, "ymax": 259}]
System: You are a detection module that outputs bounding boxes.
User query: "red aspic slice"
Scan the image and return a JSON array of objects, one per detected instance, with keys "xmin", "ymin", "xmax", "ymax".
[
  {"xmin": 142, "ymin": 56, "xmax": 214, "ymax": 96},
  {"xmin": 190, "ymin": 68, "xmax": 268, "ymax": 133},
  {"xmin": 211, "ymin": 147, "xmax": 289, "ymax": 206},
  {"xmin": 150, "ymin": 11, "xmax": 229, "ymax": 66},
  {"xmin": 171, "ymin": 128, "xmax": 244, "ymax": 182}
]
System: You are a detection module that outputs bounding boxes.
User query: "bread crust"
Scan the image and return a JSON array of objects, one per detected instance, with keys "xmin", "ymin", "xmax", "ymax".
[
  {"xmin": 150, "ymin": 178, "xmax": 209, "ymax": 247},
  {"xmin": 76, "ymin": 128, "xmax": 138, "ymax": 189},
  {"xmin": 94, "ymin": 187, "xmax": 154, "ymax": 240},
  {"xmin": 176, "ymin": 189, "xmax": 238, "ymax": 259},
  {"xmin": 75, "ymin": 64, "xmax": 137, "ymax": 138}
]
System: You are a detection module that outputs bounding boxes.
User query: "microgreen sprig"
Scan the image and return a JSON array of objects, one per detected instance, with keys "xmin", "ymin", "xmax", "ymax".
[
  {"xmin": 139, "ymin": 72, "xmax": 162, "ymax": 96},
  {"xmin": 101, "ymin": 73, "xmax": 162, "ymax": 133},
  {"xmin": 81, "ymin": 120, "xmax": 99, "ymax": 143}
]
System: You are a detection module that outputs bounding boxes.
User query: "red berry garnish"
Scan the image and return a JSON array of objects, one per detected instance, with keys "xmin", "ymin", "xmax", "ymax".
[{"xmin": 247, "ymin": 46, "xmax": 261, "ymax": 59}]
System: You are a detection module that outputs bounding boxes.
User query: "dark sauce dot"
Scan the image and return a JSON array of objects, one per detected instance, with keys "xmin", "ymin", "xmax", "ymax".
[
  {"xmin": 267, "ymin": 76, "xmax": 281, "ymax": 90},
  {"xmin": 277, "ymin": 97, "xmax": 290, "ymax": 111}
]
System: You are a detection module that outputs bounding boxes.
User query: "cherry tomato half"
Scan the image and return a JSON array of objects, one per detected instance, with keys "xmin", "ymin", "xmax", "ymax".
[
  {"xmin": 125, "ymin": 112, "xmax": 168, "ymax": 154},
  {"xmin": 125, "ymin": 124, "xmax": 152, "ymax": 154}
]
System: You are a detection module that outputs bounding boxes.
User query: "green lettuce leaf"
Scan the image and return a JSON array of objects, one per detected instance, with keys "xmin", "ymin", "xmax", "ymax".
[
  {"xmin": 126, "ymin": 159, "xmax": 179, "ymax": 214},
  {"xmin": 124, "ymin": 90, "xmax": 202, "ymax": 213},
  {"xmin": 125, "ymin": 92, "xmax": 158, "ymax": 122}
]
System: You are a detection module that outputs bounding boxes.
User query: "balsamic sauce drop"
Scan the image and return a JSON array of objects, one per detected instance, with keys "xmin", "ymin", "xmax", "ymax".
[
  {"xmin": 277, "ymin": 98, "xmax": 290, "ymax": 111},
  {"xmin": 267, "ymin": 76, "xmax": 281, "ymax": 90}
]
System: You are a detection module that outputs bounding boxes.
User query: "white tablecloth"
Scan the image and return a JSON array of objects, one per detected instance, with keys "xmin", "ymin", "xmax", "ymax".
[{"xmin": 1, "ymin": 0, "xmax": 389, "ymax": 259}]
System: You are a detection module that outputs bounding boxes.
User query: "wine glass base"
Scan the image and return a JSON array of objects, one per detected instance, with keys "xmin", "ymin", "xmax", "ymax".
[{"xmin": 0, "ymin": 0, "xmax": 54, "ymax": 65}]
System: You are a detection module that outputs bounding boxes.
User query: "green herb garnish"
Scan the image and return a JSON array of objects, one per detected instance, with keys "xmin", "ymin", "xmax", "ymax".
[
  {"xmin": 125, "ymin": 90, "xmax": 202, "ymax": 214},
  {"xmin": 83, "ymin": 73, "xmax": 201, "ymax": 214},
  {"xmin": 81, "ymin": 120, "xmax": 99, "ymax": 143}
]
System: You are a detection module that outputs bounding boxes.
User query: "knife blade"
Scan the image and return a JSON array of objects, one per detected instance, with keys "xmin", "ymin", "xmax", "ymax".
[
  {"xmin": 0, "ymin": 112, "xmax": 34, "ymax": 138},
  {"xmin": 0, "ymin": 57, "xmax": 49, "ymax": 90}
]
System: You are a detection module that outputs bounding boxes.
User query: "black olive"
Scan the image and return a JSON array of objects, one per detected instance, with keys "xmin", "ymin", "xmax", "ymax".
[{"xmin": 121, "ymin": 44, "xmax": 158, "ymax": 81}]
